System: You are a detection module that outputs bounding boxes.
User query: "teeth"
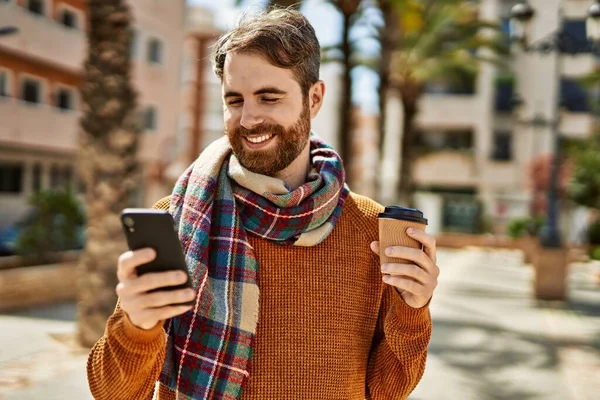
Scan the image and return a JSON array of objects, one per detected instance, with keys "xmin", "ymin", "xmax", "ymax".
[{"xmin": 246, "ymin": 134, "xmax": 273, "ymax": 144}]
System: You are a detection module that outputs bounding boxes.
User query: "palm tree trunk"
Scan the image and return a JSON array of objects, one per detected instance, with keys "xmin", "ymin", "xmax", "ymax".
[
  {"xmin": 397, "ymin": 81, "xmax": 421, "ymax": 208},
  {"xmin": 339, "ymin": 11, "xmax": 354, "ymax": 185},
  {"xmin": 377, "ymin": 0, "xmax": 396, "ymax": 156},
  {"xmin": 77, "ymin": 0, "xmax": 141, "ymax": 347},
  {"xmin": 267, "ymin": 0, "xmax": 303, "ymax": 9},
  {"xmin": 376, "ymin": 0, "xmax": 397, "ymax": 201}
]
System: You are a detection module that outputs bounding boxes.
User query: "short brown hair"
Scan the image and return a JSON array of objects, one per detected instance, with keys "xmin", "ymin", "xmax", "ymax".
[{"xmin": 212, "ymin": 9, "xmax": 321, "ymax": 95}]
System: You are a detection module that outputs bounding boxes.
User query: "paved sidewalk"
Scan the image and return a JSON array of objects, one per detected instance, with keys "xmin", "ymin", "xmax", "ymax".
[
  {"xmin": 410, "ymin": 248, "xmax": 600, "ymax": 400},
  {"xmin": 0, "ymin": 248, "xmax": 598, "ymax": 400}
]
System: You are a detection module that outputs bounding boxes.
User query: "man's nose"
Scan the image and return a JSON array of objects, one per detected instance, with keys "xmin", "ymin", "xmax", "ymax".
[{"xmin": 240, "ymin": 104, "xmax": 264, "ymax": 130}]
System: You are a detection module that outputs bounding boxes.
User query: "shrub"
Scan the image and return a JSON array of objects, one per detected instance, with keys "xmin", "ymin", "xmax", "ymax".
[
  {"xmin": 590, "ymin": 246, "xmax": 600, "ymax": 261},
  {"xmin": 507, "ymin": 216, "xmax": 545, "ymax": 239},
  {"xmin": 15, "ymin": 189, "xmax": 85, "ymax": 262}
]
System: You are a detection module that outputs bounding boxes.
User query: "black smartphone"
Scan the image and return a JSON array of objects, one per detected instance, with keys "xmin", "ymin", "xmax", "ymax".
[{"xmin": 120, "ymin": 208, "xmax": 193, "ymax": 305}]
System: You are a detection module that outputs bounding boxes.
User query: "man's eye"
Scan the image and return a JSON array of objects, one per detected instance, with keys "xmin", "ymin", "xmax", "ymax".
[
  {"xmin": 228, "ymin": 99, "xmax": 243, "ymax": 105},
  {"xmin": 262, "ymin": 98, "xmax": 279, "ymax": 103}
]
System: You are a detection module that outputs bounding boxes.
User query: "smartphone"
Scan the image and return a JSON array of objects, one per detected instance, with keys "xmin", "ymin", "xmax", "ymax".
[{"xmin": 120, "ymin": 208, "xmax": 194, "ymax": 305}]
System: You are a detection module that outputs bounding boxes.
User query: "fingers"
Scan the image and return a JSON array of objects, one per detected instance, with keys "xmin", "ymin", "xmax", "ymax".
[
  {"xmin": 116, "ymin": 270, "xmax": 189, "ymax": 297},
  {"xmin": 139, "ymin": 305, "xmax": 195, "ymax": 324},
  {"xmin": 370, "ymin": 241, "xmax": 380, "ymax": 256},
  {"xmin": 126, "ymin": 304, "xmax": 194, "ymax": 330},
  {"xmin": 406, "ymin": 228, "xmax": 437, "ymax": 264},
  {"xmin": 117, "ymin": 248, "xmax": 156, "ymax": 282},
  {"xmin": 383, "ymin": 275, "xmax": 430, "ymax": 297},
  {"xmin": 381, "ymin": 263, "xmax": 429, "ymax": 284},
  {"xmin": 124, "ymin": 288, "xmax": 196, "ymax": 310},
  {"xmin": 384, "ymin": 246, "xmax": 433, "ymax": 272}
]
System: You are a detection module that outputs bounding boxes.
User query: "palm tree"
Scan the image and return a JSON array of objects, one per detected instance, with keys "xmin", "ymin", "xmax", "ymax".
[
  {"xmin": 387, "ymin": 0, "xmax": 508, "ymax": 206},
  {"xmin": 371, "ymin": 0, "xmax": 399, "ymax": 199},
  {"xmin": 328, "ymin": 0, "xmax": 363, "ymax": 184},
  {"xmin": 77, "ymin": 0, "xmax": 141, "ymax": 347}
]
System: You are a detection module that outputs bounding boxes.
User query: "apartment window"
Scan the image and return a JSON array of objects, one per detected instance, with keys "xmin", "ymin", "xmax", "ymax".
[
  {"xmin": 495, "ymin": 74, "xmax": 514, "ymax": 112},
  {"xmin": 147, "ymin": 38, "xmax": 163, "ymax": 64},
  {"xmin": 424, "ymin": 70, "xmax": 477, "ymax": 96},
  {"xmin": 143, "ymin": 106, "xmax": 157, "ymax": 131},
  {"xmin": 21, "ymin": 78, "xmax": 42, "ymax": 104},
  {"xmin": 563, "ymin": 20, "xmax": 588, "ymax": 53},
  {"xmin": 62, "ymin": 165, "xmax": 73, "ymax": 189},
  {"xmin": 561, "ymin": 79, "xmax": 589, "ymax": 112},
  {"xmin": 27, "ymin": 0, "xmax": 45, "ymax": 16},
  {"xmin": 56, "ymin": 88, "xmax": 74, "ymax": 110},
  {"xmin": 416, "ymin": 129, "xmax": 473, "ymax": 151},
  {"xmin": 50, "ymin": 164, "xmax": 61, "ymax": 188},
  {"xmin": 60, "ymin": 9, "xmax": 78, "ymax": 29},
  {"xmin": 32, "ymin": 163, "xmax": 42, "ymax": 192},
  {"xmin": 491, "ymin": 130, "xmax": 512, "ymax": 161},
  {"xmin": 0, "ymin": 163, "xmax": 24, "ymax": 194},
  {"xmin": 0, "ymin": 70, "xmax": 9, "ymax": 97}
]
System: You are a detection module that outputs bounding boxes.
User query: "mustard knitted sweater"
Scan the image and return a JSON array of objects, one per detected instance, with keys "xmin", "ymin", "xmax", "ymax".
[{"xmin": 87, "ymin": 192, "xmax": 432, "ymax": 400}]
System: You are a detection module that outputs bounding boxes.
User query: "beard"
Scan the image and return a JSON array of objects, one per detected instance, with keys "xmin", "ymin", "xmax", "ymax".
[{"xmin": 226, "ymin": 101, "xmax": 311, "ymax": 176}]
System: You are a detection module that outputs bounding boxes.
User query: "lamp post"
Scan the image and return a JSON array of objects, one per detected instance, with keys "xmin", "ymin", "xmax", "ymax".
[{"xmin": 509, "ymin": 0, "xmax": 600, "ymax": 249}]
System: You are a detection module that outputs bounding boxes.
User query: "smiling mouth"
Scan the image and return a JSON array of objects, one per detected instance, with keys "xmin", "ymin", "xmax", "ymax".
[{"xmin": 245, "ymin": 134, "xmax": 274, "ymax": 144}]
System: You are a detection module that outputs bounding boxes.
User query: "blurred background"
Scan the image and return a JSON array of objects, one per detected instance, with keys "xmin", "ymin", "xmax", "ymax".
[{"xmin": 0, "ymin": 0, "xmax": 599, "ymax": 399}]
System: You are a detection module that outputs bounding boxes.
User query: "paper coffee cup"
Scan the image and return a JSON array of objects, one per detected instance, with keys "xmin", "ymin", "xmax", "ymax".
[{"xmin": 378, "ymin": 206, "xmax": 428, "ymax": 265}]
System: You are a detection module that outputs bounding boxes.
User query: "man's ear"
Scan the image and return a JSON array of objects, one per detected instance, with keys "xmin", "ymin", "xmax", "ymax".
[{"xmin": 308, "ymin": 81, "xmax": 325, "ymax": 119}]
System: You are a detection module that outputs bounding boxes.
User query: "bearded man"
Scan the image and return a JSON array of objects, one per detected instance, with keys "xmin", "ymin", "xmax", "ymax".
[{"xmin": 87, "ymin": 8, "xmax": 439, "ymax": 400}]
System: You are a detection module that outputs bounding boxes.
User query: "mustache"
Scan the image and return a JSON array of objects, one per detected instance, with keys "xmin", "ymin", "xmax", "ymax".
[{"xmin": 232, "ymin": 123, "xmax": 286, "ymax": 137}]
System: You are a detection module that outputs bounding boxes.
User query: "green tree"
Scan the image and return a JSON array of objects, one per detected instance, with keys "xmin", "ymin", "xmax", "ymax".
[
  {"xmin": 385, "ymin": 0, "xmax": 508, "ymax": 206},
  {"xmin": 325, "ymin": 0, "xmax": 364, "ymax": 185},
  {"xmin": 376, "ymin": 0, "xmax": 399, "ymax": 163},
  {"xmin": 567, "ymin": 134, "xmax": 600, "ymax": 209},
  {"xmin": 16, "ymin": 190, "xmax": 85, "ymax": 263},
  {"xmin": 77, "ymin": 0, "xmax": 141, "ymax": 347}
]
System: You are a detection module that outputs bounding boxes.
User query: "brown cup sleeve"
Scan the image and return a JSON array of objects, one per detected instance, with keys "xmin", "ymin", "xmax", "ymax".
[{"xmin": 378, "ymin": 218, "xmax": 426, "ymax": 265}]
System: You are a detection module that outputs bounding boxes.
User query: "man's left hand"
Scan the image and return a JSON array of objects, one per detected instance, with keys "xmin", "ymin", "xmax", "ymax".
[{"xmin": 370, "ymin": 228, "xmax": 439, "ymax": 309}]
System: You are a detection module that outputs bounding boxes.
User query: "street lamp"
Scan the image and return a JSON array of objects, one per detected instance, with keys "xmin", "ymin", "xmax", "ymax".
[{"xmin": 509, "ymin": 1, "xmax": 600, "ymax": 249}]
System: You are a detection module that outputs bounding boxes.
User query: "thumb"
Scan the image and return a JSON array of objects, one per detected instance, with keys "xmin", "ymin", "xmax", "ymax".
[{"xmin": 370, "ymin": 241, "xmax": 380, "ymax": 256}]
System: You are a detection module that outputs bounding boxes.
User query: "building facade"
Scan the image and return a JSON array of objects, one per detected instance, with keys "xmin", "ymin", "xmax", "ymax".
[
  {"xmin": 384, "ymin": 0, "xmax": 596, "ymax": 239},
  {"xmin": 0, "ymin": 0, "xmax": 186, "ymax": 227}
]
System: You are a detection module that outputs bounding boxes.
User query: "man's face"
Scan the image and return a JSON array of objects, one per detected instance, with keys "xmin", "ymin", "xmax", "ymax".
[{"xmin": 222, "ymin": 52, "xmax": 312, "ymax": 176}]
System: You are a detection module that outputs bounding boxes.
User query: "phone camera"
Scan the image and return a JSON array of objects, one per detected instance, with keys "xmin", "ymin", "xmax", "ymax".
[{"xmin": 123, "ymin": 217, "xmax": 135, "ymax": 228}]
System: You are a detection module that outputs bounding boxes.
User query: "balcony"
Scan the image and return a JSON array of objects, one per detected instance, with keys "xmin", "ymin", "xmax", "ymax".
[
  {"xmin": 0, "ymin": 2, "xmax": 86, "ymax": 72},
  {"xmin": 561, "ymin": 55, "xmax": 595, "ymax": 78},
  {"xmin": 413, "ymin": 151, "xmax": 477, "ymax": 187},
  {"xmin": 417, "ymin": 95, "xmax": 481, "ymax": 129},
  {"xmin": 0, "ymin": 97, "xmax": 80, "ymax": 152},
  {"xmin": 560, "ymin": 112, "xmax": 595, "ymax": 138},
  {"xmin": 481, "ymin": 163, "xmax": 520, "ymax": 188}
]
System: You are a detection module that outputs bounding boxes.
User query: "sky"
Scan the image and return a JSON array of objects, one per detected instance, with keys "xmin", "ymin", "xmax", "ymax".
[{"xmin": 187, "ymin": 0, "xmax": 380, "ymax": 114}]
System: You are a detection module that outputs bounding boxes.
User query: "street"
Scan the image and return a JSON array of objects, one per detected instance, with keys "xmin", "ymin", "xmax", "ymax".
[{"xmin": 1, "ymin": 247, "xmax": 599, "ymax": 400}]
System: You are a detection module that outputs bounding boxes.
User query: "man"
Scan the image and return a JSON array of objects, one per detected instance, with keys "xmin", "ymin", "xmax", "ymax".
[{"xmin": 87, "ymin": 8, "xmax": 439, "ymax": 400}]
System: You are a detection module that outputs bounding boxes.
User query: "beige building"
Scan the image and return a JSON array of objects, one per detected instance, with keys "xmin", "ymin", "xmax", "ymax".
[
  {"xmin": 0, "ymin": 0, "xmax": 186, "ymax": 227},
  {"xmin": 381, "ymin": 0, "xmax": 596, "ymax": 238}
]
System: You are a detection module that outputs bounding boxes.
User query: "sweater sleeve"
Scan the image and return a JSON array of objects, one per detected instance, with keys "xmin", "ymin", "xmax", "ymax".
[
  {"xmin": 86, "ymin": 302, "xmax": 167, "ymax": 400},
  {"xmin": 87, "ymin": 196, "xmax": 172, "ymax": 400},
  {"xmin": 366, "ymin": 283, "xmax": 432, "ymax": 399}
]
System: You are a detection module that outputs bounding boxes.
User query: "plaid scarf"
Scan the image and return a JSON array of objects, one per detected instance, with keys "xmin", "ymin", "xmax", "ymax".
[{"xmin": 159, "ymin": 134, "xmax": 349, "ymax": 400}]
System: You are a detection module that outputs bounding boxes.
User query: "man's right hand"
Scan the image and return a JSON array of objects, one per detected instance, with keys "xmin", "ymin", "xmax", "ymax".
[{"xmin": 116, "ymin": 248, "xmax": 196, "ymax": 330}]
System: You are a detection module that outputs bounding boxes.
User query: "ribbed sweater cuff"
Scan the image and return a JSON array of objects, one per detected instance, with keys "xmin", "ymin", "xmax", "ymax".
[
  {"xmin": 113, "ymin": 310, "xmax": 166, "ymax": 352},
  {"xmin": 389, "ymin": 293, "xmax": 431, "ymax": 330}
]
